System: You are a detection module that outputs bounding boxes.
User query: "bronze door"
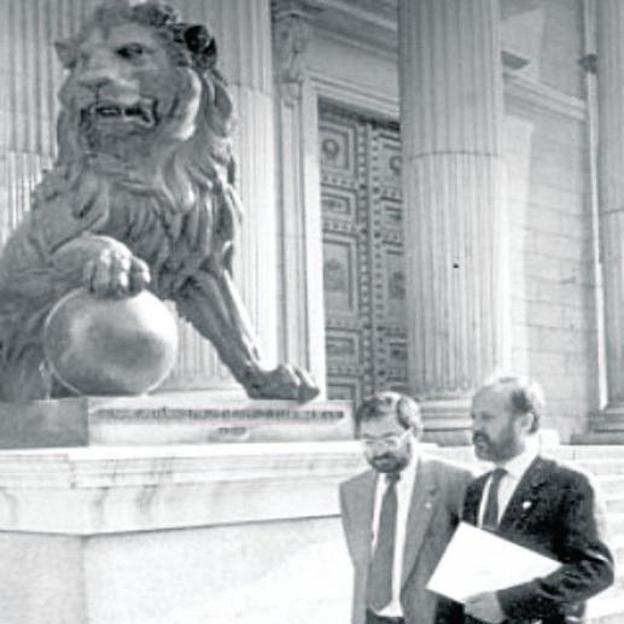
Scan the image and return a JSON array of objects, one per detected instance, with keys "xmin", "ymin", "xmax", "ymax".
[{"xmin": 319, "ymin": 101, "xmax": 408, "ymax": 407}]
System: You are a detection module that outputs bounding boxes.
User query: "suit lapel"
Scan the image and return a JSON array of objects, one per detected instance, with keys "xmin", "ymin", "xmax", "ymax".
[
  {"xmin": 348, "ymin": 470, "xmax": 378, "ymax": 565},
  {"xmin": 498, "ymin": 456, "xmax": 549, "ymax": 531},
  {"xmin": 401, "ymin": 458, "xmax": 439, "ymax": 588}
]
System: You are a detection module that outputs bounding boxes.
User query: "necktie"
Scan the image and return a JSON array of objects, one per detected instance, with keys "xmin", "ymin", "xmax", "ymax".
[
  {"xmin": 482, "ymin": 467, "xmax": 506, "ymax": 531},
  {"xmin": 367, "ymin": 472, "xmax": 400, "ymax": 612}
]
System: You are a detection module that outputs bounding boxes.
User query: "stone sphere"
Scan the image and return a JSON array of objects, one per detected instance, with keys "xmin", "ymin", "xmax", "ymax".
[{"xmin": 44, "ymin": 288, "xmax": 178, "ymax": 396}]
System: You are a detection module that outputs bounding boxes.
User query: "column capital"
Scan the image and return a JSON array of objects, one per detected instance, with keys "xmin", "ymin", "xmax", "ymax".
[{"xmin": 272, "ymin": 0, "xmax": 320, "ymax": 23}]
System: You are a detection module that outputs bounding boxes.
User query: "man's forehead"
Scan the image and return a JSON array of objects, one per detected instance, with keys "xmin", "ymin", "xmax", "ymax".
[
  {"xmin": 360, "ymin": 413, "xmax": 404, "ymax": 435},
  {"xmin": 472, "ymin": 385, "xmax": 513, "ymax": 412}
]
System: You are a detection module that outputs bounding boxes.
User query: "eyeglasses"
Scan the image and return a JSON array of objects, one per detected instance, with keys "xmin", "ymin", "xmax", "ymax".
[{"xmin": 360, "ymin": 429, "xmax": 411, "ymax": 450}]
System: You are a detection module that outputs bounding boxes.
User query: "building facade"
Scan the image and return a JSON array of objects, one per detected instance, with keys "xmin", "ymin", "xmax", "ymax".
[{"xmin": 4, "ymin": 3, "xmax": 624, "ymax": 623}]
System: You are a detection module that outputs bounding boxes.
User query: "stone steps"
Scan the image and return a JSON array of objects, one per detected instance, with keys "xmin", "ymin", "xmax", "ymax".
[
  {"xmin": 554, "ymin": 445, "xmax": 624, "ymax": 460},
  {"xmin": 580, "ymin": 460, "xmax": 624, "ymax": 475},
  {"xmin": 596, "ymin": 475, "xmax": 624, "ymax": 497},
  {"xmin": 606, "ymin": 495, "xmax": 624, "ymax": 512},
  {"xmin": 587, "ymin": 591, "xmax": 624, "ymax": 624},
  {"xmin": 556, "ymin": 448, "xmax": 624, "ymax": 623}
]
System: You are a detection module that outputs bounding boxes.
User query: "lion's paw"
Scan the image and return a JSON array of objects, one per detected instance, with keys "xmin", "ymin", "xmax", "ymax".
[
  {"xmin": 83, "ymin": 247, "xmax": 150, "ymax": 298},
  {"xmin": 245, "ymin": 364, "xmax": 320, "ymax": 402}
]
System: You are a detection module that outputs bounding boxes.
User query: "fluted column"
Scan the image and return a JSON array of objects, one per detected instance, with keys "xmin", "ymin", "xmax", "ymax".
[
  {"xmin": 399, "ymin": 0, "xmax": 509, "ymax": 436},
  {"xmin": 1, "ymin": 0, "xmax": 65, "ymax": 249},
  {"xmin": 173, "ymin": 0, "xmax": 280, "ymax": 389},
  {"xmin": 214, "ymin": 0, "xmax": 278, "ymax": 373},
  {"xmin": 596, "ymin": 1, "xmax": 624, "ymax": 421},
  {"xmin": 271, "ymin": 0, "xmax": 326, "ymax": 395}
]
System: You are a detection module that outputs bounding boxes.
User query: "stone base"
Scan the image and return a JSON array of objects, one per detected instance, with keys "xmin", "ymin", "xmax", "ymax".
[
  {"xmin": 419, "ymin": 399, "xmax": 562, "ymax": 449},
  {"xmin": 1, "ymin": 440, "xmax": 620, "ymax": 624},
  {"xmin": 572, "ymin": 403, "xmax": 624, "ymax": 443},
  {"xmin": 0, "ymin": 441, "xmax": 365, "ymax": 624},
  {"xmin": 420, "ymin": 398, "xmax": 472, "ymax": 446},
  {"xmin": 3, "ymin": 518, "xmax": 352, "ymax": 624},
  {"xmin": 571, "ymin": 432, "xmax": 624, "ymax": 445},
  {"xmin": 0, "ymin": 392, "xmax": 354, "ymax": 449}
]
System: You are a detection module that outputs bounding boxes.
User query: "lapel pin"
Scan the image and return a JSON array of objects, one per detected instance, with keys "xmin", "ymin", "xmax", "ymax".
[
  {"xmin": 522, "ymin": 500, "xmax": 532, "ymax": 510},
  {"xmin": 425, "ymin": 501, "xmax": 432, "ymax": 510}
]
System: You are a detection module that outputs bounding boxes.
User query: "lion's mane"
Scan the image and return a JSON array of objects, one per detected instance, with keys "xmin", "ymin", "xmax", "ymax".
[{"xmin": 52, "ymin": 1, "xmax": 242, "ymax": 295}]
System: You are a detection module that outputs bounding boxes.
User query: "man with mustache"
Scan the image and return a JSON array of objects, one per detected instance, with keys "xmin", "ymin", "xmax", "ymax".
[
  {"xmin": 339, "ymin": 391, "xmax": 473, "ymax": 624},
  {"xmin": 457, "ymin": 375, "xmax": 614, "ymax": 624}
]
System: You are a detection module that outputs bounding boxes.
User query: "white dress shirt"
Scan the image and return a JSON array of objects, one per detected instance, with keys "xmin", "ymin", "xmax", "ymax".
[
  {"xmin": 478, "ymin": 445, "xmax": 538, "ymax": 528},
  {"xmin": 370, "ymin": 453, "xmax": 419, "ymax": 617}
]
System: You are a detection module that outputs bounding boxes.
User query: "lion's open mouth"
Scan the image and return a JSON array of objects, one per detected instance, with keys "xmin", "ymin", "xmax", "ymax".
[{"xmin": 80, "ymin": 99, "xmax": 157, "ymax": 129}]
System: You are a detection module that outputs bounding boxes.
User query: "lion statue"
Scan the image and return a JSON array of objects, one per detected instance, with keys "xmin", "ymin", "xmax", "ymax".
[{"xmin": 0, "ymin": 1, "xmax": 319, "ymax": 402}]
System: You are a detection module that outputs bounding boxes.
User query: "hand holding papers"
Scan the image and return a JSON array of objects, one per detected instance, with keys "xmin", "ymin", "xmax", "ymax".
[{"xmin": 427, "ymin": 522, "xmax": 561, "ymax": 604}]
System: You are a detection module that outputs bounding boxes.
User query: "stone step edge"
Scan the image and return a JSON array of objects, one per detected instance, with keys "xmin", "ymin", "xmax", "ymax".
[{"xmin": 587, "ymin": 593, "xmax": 624, "ymax": 620}]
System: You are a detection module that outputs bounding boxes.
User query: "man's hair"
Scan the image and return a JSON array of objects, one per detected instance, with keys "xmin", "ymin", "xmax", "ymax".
[
  {"xmin": 354, "ymin": 391, "xmax": 423, "ymax": 437},
  {"xmin": 480, "ymin": 374, "xmax": 545, "ymax": 433}
]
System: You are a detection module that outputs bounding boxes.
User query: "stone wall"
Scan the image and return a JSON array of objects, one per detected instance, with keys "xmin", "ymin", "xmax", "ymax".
[
  {"xmin": 0, "ymin": 441, "xmax": 363, "ymax": 624},
  {"xmin": 502, "ymin": 0, "xmax": 599, "ymax": 440}
]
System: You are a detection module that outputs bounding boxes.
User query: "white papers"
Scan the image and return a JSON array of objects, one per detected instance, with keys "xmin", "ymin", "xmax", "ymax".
[{"xmin": 427, "ymin": 522, "xmax": 560, "ymax": 603}]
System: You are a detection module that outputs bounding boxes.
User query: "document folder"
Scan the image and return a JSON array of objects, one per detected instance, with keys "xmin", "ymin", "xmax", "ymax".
[{"xmin": 427, "ymin": 522, "xmax": 561, "ymax": 603}]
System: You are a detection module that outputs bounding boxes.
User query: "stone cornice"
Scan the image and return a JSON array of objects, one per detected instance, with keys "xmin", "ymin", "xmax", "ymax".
[
  {"xmin": 0, "ymin": 442, "xmax": 365, "ymax": 534},
  {"xmin": 504, "ymin": 70, "xmax": 587, "ymax": 121},
  {"xmin": 308, "ymin": 0, "xmax": 398, "ymax": 56},
  {"xmin": 313, "ymin": 0, "xmax": 397, "ymax": 29},
  {"xmin": 310, "ymin": 71, "xmax": 399, "ymax": 120},
  {"xmin": 272, "ymin": 0, "xmax": 320, "ymax": 100},
  {"xmin": 0, "ymin": 442, "xmax": 363, "ymax": 488},
  {"xmin": 309, "ymin": 71, "xmax": 587, "ymax": 125}
]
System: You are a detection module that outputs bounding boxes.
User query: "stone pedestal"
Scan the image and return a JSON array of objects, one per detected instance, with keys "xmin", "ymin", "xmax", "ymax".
[
  {"xmin": 419, "ymin": 399, "xmax": 473, "ymax": 446},
  {"xmin": 0, "ymin": 393, "xmax": 353, "ymax": 449},
  {"xmin": 0, "ymin": 441, "xmax": 364, "ymax": 624},
  {"xmin": 398, "ymin": 0, "xmax": 509, "ymax": 439}
]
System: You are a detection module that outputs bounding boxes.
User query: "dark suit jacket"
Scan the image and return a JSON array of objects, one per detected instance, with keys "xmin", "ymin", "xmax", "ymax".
[
  {"xmin": 452, "ymin": 455, "xmax": 614, "ymax": 624},
  {"xmin": 340, "ymin": 456, "xmax": 473, "ymax": 624}
]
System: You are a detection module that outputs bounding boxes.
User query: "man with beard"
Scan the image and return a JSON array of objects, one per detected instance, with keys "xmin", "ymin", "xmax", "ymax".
[
  {"xmin": 457, "ymin": 375, "xmax": 614, "ymax": 624},
  {"xmin": 339, "ymin": 391, "xmax": 473, "ymax": 624}
]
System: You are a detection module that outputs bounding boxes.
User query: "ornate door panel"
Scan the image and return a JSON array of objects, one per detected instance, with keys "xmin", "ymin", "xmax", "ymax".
[{"xmin": 319, "ymin": 101, "xmax": 408, "ymax": 407}]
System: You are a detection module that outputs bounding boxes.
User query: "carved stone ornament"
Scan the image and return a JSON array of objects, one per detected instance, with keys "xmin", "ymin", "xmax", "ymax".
[
  {"xmin": 272, "ymin": 0, "xmax": 317, "ymax": 99},
  {"xmin": 0, "ymin": 1, "xmax": 319, "ymax": 402}
]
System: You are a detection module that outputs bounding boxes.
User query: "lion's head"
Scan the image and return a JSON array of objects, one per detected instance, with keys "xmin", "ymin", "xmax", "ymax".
[
  {"xmin": 55, "ymin": 1, "xmax": 234, "ymax": 173},
  {"xmin": 42, "ymin": 2, "xmax": 242, "ymax": 297}
]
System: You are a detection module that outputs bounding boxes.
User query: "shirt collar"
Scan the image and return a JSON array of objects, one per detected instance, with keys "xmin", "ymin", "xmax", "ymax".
[
  {"xmin": 401, "ymin": 447, "xmax": 419, "ymax": 482},
  {"xmin": 497, "ymin": 442, "xmax": 538, "ymax": 480}
]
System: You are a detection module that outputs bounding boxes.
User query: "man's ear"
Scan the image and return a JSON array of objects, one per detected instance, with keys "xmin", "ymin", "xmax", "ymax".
[
  {"xmin": 410, "ymin": 422, "xmax": 423, "ymax": 441},
  {"xmin": 516, "ymin": 412, "xmax": 533, "ymax": 434}
]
